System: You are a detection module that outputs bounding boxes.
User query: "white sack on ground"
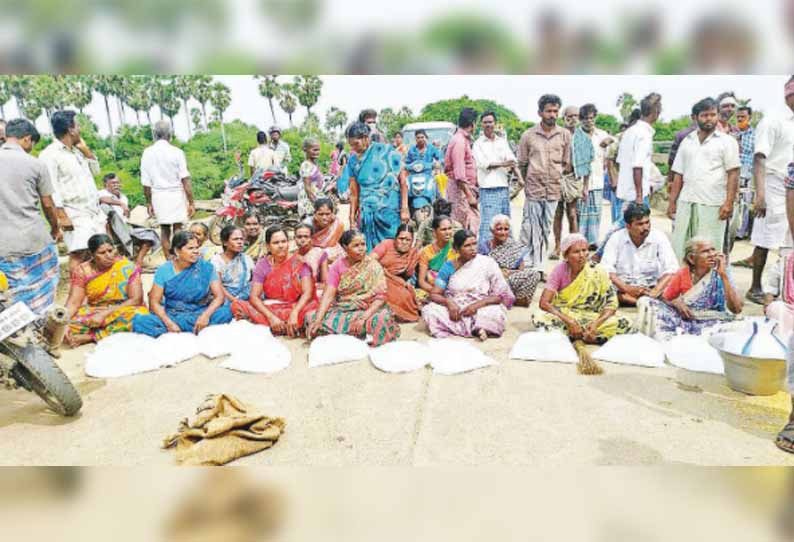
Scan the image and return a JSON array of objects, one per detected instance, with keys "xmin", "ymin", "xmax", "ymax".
[
  {"xmin": 428, "ymin": 338, "xmax": 495, "ymax": 375},
  {"xmin": 664, "ymin": 335, "xmax": 724, "ymax": 375},
  {"xmin": 86, "ymin": 333, "xmax": 161, "ymax": 378},
  {"xmin": 308, "ymin": 335, "xmax": 370, "ymax": 368},
  {"xmin": 509, "ymin": 330, "xmax": 578, "ymax": 364},
  {"xmin": 369, "ymin": 341, "xmax": 431, "ymax": 373},
  {"xmin": 198, "ymin": 320, "xmax": 273, "ymax": 359},
  {"xmin": 153, "ymin": 332, "xmax": 201, "ymax": 367},
  {"xmin": 593, "ymin": 333, "xmax": 666, "ymax": 368},
  {"xmin": 220, "ymin": 335, "xmax": 291, "ymax": 373}
]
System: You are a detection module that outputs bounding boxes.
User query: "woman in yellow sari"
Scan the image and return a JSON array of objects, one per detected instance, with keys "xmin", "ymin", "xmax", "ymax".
[
  {"xmin": 64, "ymin": 234, "xmax": 149, "ymax": 346},
  {"xmin": 417, "ymin": 215, "xmax": 458, "ymax": 302},
  {"xmin": 532, "ymin": 233, "xmax": 631, "ymax": 344}
]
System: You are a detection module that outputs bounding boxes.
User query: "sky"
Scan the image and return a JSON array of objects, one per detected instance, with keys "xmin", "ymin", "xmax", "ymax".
[{"xmin": 8, "ymin": 75, "xmax": 791, "ymax": 140}]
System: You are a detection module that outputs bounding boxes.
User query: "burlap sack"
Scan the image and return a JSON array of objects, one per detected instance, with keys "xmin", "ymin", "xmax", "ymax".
[{"xmin": 560, "ymin": 172, "xmax": 584, "ymax": 203}]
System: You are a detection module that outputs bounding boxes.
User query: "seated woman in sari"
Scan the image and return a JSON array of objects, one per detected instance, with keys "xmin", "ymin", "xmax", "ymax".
[
  {"xmin": 189, "ymin": 222, "xmax": 220, "ymax": 260},
  {"xmin": 132, "ymin": 231, "xmax": 233, "ymax": 337},
  {"xmin": 422, "ymin": 229, "xmax": 515, "ymax": 341},
  {"xmin": 346, "ymin": 121, "xmax": 410, "ymax": 252},
  {"xmin": 763, "ymin": 251, "xmax": 794, "ymax": 337},
  {"xmin": 485, "ymin": 214, "xmax": 542, "ymax": 307},
  {"xmin": 311, "ymin": 198, "xmax": 345, "ymax": 263},
  {"xmin": 371, "ymin": 224, "xmax": 421, "ymax": 322},
  {"xmin": 636, "ymin": 236, "xmax": 743, "ymax": 339},
  {"xmin": 417, "ymin": 215, "xmax": 458, "ymax": 301},
  {"xmin": 306, "ymin": 230, "xmax": 400, "ymax": 346},
  {"xmin": 532, "ymin": 233, "xmax": 631, "ymax": 344},
  {"xmin": 210, "ymin": 225, "xmax": 254, "ymax": 303},
  {"xmin": 242, "ymin": 212, "xmax": 266, "ymax": 261},
  {"xmin": 64, "ymin": 234, "xmax": 149, "ymax": 346},
  {"xmin": 232, "ymin": 226, "xmax": 319, "ymax": 337},
  {"xmin": 294, "ymin": 223, "xmax": 329, "ymax": 284}
]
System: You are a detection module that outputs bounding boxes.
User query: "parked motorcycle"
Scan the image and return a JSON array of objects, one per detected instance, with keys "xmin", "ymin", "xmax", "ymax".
[
  {"xmin": 209, "ymin": 168, "xmax": 301, "ymax": 246},
  {"xmin": 407, "ymin": 160, "xmax": 439, "ymax": 224},
  {"xmin": 0, "ymin": 272, "xmax": 82, "ymax": 416}
]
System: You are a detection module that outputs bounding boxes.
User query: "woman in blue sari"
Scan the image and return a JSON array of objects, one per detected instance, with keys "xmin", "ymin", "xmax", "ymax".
[
  {"xmin": 210, "ymin": 225, "xmax": 254, "ymax": 303},
  {"xmin": 132, "ymin": 231, "xmax": 233, "ymax": 337},
  {"xmin": 347, "ymin": 121, "xmax": 410, "ymax": 252}
]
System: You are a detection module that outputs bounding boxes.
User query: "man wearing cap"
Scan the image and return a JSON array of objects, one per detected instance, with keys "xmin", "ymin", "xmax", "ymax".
[
  {"xmin": 267, "ymin": 126, "xmax": 292, "ymax": 174},
  {"xmin": 744, "ymin": 77, "xmax": 794, "ymax": 305}
]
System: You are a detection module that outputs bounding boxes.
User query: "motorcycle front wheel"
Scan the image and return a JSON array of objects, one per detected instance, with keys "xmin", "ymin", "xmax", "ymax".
[{"xmin": 1, "ymin": 341, "xmax": 82, "ymax": 416}]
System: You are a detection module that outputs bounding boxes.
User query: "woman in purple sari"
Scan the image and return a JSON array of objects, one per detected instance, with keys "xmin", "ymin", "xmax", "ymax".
[
  {"xmin": 132, "ymin": 231, "xmax": 233, "ymax": 337},
  {"xmin": 422, "ymin": 229, "xmax": 515, "ymax": 341}
]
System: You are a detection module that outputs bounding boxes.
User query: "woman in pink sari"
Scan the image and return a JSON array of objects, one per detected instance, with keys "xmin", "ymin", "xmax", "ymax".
[{"xmin": 421, "ymin": 229, "xmax": 515, "ymax": 341}]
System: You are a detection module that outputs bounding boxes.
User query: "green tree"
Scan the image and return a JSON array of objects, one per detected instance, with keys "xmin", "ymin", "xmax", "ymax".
[
  {"xmin": 419, "ymin": 96, "xmax": 525, "ymax": 140},
  {"xmin": 278, "ymin": 85, "xmax": 298, "ymax": 127},
  {"xmin": 324, "ymin": 106, "xmax": 347, "ymax": 135},
  {"xmin": 94, "ymin": 75, "xmax": 118, "ymax": 137},
  {"xmin": 124, "ymin": 75, "xmax": 154, "ymax": 128},
  {"xmin": 7, "ymin": 76, "xmax": 33, "ymax": 120},
  {"xmin": 255, "ymin": 75, "xmax": 281, "ymax": 125},
  {"xmin": 378, "ymin": 106, "xmax": 415, "ymax": 138},
  {"xmin": 292, "ymin": 75, "xmax": 323, "ymax": 116},
  {"xmin": 174, "ymin": 75, "xmax": 197, "ymax": 139},
  {"xmin": 616, "ymin": 92, "xmax": 637, "ymax": 123},
  {"xmin": 190, "ymin": 107, "xmax": 203, "ymax": 133},
  {"xmin": 64, "ymin": 75, "xmax": 94, "ymax": 113},
  {"xmin": 0, "ymin": 75, "xmax": 11, "ymax": 118},
  {"xmin": 210, "ymin": 82, "xmax": 232, "ymax": 153},
  {"xmin": 29, "ymin": 75, "xmax": 67, "ymax": 124},
  {"xmin": 193, "ymin": 75, "xmax": 214, "ymax": 131},
  {"xmin": 151, "ymin": 76, "xmax": 181, "ymax": 130},
  {"xmin": 595, "ymin": 113, "xmax": 621, "ymax": 134}
]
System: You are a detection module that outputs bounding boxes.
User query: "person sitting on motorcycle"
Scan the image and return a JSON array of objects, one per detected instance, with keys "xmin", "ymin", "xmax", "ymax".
[
  {"xmin": 242, "ymin": 212, "xmax": 266, "ymax": 261},
  {"xmin": 298, "ymin": 137, "xmax": 325, "ymax": 221},
  {"xmin": 247, "ymin": 131, "xmax": 276, "ymax": 178},
  {"xmin": 404, "ymin": 129, "xmax": 443, "ymax": 223},
  {"xmin": 98, "ymin": 173, "xmax": 159, "ymax": 268},
  {"xmin": 64, "ymin": 234, "xmax": 149, "ymax": 346}
]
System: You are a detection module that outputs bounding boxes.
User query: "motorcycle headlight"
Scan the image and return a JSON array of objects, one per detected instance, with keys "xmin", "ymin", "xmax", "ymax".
[{"xmin": 412, "ymin": 163, "xmax": 423, "ymax": 172}]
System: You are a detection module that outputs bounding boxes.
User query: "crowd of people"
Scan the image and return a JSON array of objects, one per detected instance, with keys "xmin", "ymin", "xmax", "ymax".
[{"xmin": 3, "ymin": 78, "xmax": 794, "ymax": 453}]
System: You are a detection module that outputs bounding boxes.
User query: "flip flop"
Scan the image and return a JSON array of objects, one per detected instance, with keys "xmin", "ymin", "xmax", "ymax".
[
  {"xmin": 732, "ymin": 259, "xmax": 753, "ymax": 268},
  {"xmin": 745, "ymin": 290, "xmax": 765, "ymax": 305},
  {"xmin": 775, "ymin": 422, "xmax": 794, "ymax": 454},
  {"xmin": 549, "ymin": 252, "xmax": 560, "ymax": 261}
]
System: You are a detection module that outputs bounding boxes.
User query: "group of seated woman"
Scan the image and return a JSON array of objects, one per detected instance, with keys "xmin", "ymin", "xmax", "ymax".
[{"xmin": 64, "ymin": 197, "xmax": 747, "ymax": 351}]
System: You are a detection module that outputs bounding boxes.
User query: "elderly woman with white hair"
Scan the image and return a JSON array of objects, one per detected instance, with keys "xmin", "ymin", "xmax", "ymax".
[
  {"xmin": 636, "ymin": 236, "xmax": 743, "ymax": 339},
  {"xmin": 484, "ymin": 214, "xmax": 542, "ymax": 306},
  {"xmin": 532, "ymin": 233, "xmax": 631, "ymax": 344}
]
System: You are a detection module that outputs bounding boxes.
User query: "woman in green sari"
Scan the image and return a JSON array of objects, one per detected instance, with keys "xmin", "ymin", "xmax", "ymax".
[
  {"xmin": 417, "ymin": 215, "xmax": 457, "ymax": 302},
  {"xmin": 532, "ymin": 233, "xmax": 631, "ymax": 344}
]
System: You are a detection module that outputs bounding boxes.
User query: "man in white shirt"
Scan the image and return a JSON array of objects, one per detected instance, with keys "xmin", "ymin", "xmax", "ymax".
[
  {"xmin": 247, "ymin": 130, "xmax": 275, "ymax": 177},
  {"xmin": 268, "ymin": 126, "xmax": 292, "ymax": 174},
  {"xmin": 576, "ymin": 103, "xmax": 614, "ymax": 248},
  {"xmin": 472, "ymin": 110, "xmax": 521, "ymax": 253},
  {"xmin": 98, "ymin": 173, "xmax": 159, "ymax": 267},
  {"xmin": 140, "ymin": 120, "xmax": 194, "ymax": 257},
  {"xmin": 746, "ymin": 80, "xmax": 794, "ymax": 304},
  {"xmin": 615, "ymin": 93, "xmax": 661, "ymax": 223},
  {"xmin": 667, "ymin": 97, "xmax": 740, "ymax": 259},
  {"xmin": 601, "ymin": 202, "xmax": 679, "ymax": 306},
  {"xmin": 39, "ymin": 110, "xmax": 106, "ymax": 273}
]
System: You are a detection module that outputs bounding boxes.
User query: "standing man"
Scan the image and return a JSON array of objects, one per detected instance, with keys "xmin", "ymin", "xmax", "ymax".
[
  {"xmin": 358, "ymin": 109, "xmax": 384, "ymax": 142},
  {"xmin": 247, "ymin": 130, "xmax": 275, "ymax": 177},
  {"xmin": 734, "ymin": 105, "xmax": 757, "ymax": 241},
  {"xmin": 472, "ymin": 110, "xmax": 520, "ymax": 253},
  {"xmin": 392, "ymin": 131, "xmax": 407, "ymax": 156},
  {"xmin": 615, "ymin": 93, "xmax": 661, "ymax": 223},
  {"xmin": 517, "ymin": 94, "xmax": 571, "ymax": 268},
  {"xmin": 268, "ymin": 126, "xmax": 292, "ymax": 174},
  {"xmin": 551, "ymin": 105, "xmax": 582, "ymax": 259},
  {"xmin": 716, "ymin": 92, "xmax": 739, "ymax": 135},
  {"xmin": 667, "ymin": 97, "xmax": 740, "ymax": 259},
  {"xmin": 744, "ymin": 79, "xmax": 794, "ymax": 304},
  {"xmin": 39, "ymin": 110, "xmax": 105, "ymax": 274},
  {"xmin": 576, "ymin": 103, "xmax": 614, "ymax": 248},
  {"xmin": 444, "ymin": 107, "xmax": 480, "ymax": 234},
  {"xmin": 0, "ymin": 119, "xmax": 61, "ymax": 315},
  {"xmin": 140, "ymin": 120, "xmax": 195, "ymax": 258}
]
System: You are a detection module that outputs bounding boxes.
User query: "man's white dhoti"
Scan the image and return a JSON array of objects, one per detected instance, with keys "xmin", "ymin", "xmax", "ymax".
[
  {"xmin": 152, "ymin": 189, "xmax": 188, "ymax": 225},
  {"xmin": 751, "ymin": 174, "xmax": 789, "ymax": 250},
  {"xmin": 63, "ymin": 207, "xmax": 107, "ymax": 253}
]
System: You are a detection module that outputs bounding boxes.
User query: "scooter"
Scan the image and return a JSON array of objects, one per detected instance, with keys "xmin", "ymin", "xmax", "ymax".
[
  {"xmin": 407, "ymin": 160, "xmax": 438, "ymax": 224},
  {"xmin": 0, "ymin": 272, "xmax": 82, "ymax": 416}
]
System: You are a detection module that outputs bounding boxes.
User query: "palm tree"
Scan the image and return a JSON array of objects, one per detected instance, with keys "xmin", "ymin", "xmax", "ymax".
[
  {"xmin": 255, "ymin": 75, "xmax": 280, "ymax": 124},
  {"xmin": 151, "ymin": 76, "xmax": 181, "ymax": 131},
  {"xmin": 64, "ymin": 75, "xmax": 94, "ymax": 114},
  {"xmin": 210, "ymin": 82, "xmax": 231, "ymax": 152},
  {"xmin": 174, "ymin": 75, "xmax": 197, "ymax": 139},
  {"xmin": 93, "ymin": 75, "xmax": 117, "ymax": 137},
  {"xmin": 324, "ymin": 106, "xmax": 347, "ymax": 136},
  {"xmin": 0, "ymin": 75, "xmax": 10, "ymax": 118},
  {"xmin": 193, "ymin": 75, "xmax": 214, "ymax": 131},
  {"xmin": 292, "ymin": 75, "xmax": 323, "ymax": 116},
  {"xmin": 278, "ymin": 84, "xmax": 297, "ymax": 127}
]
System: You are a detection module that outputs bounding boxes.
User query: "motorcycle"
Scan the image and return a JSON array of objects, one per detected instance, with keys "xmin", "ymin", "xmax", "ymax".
[
  {"xmin": 0, "ymin": 272, "xmax": 82, "ymax": 416},
  {"xmin": 407, "ymin": 160, "xmax": 439, "ymax": 224},
  {"xmin": 209, "ymin": 168, "xmax": 301, "ymax": 246}
]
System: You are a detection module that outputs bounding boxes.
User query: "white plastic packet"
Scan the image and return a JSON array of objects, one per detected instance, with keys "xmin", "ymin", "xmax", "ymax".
[
  {"xmin": 85, "ymin": 333, "xmax": 161, "ymax": 378},
  {"xmin": 428, "ymin": 338, "xmax": 495, "ymax": 375},
  {"xmin": 197, "ymin": 320, "xmax": 274, "ymax": 359},
  {"xmin": 369, "ymin": 341, "xmax": 431, "ymax": 373},
  {"xmin": 308, "ymin": 335, "xmax": 370, "ymax": 368},
  {"xmin": 508, "ymin": 331, "xmax": 578, "ymax": 364},
  {"xmin": 153, "ymin": 332, "xmax": 201, "ymax": 367},
  {"xmin": 663, "ymin": 335, "xmax": 724, "ymax": 375},
  {"xmin": 221, "ymin": 336, "xmax": 291, "ymax": 373},
  {"xmin": 593, "ymin": 333, "xmax": 666, "ymax": 368}
]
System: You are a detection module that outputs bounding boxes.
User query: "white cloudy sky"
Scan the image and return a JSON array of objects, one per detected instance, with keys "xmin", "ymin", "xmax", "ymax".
[{"xmin": 9, "ymin": 75, "xmax": 791, "ymax": 140}]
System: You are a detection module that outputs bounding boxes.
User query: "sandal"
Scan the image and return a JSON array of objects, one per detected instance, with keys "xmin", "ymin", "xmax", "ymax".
[
  {"xmin": 775, "ymin": 422, "xmax": 794, "ymax": 454},
  {"xmin": 745, "ymin": 289, "xmax": 765, "ymax": 305},
  {"xmin": 732, "ymin": 258, "xmax": 753, "ymax": 269}
]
